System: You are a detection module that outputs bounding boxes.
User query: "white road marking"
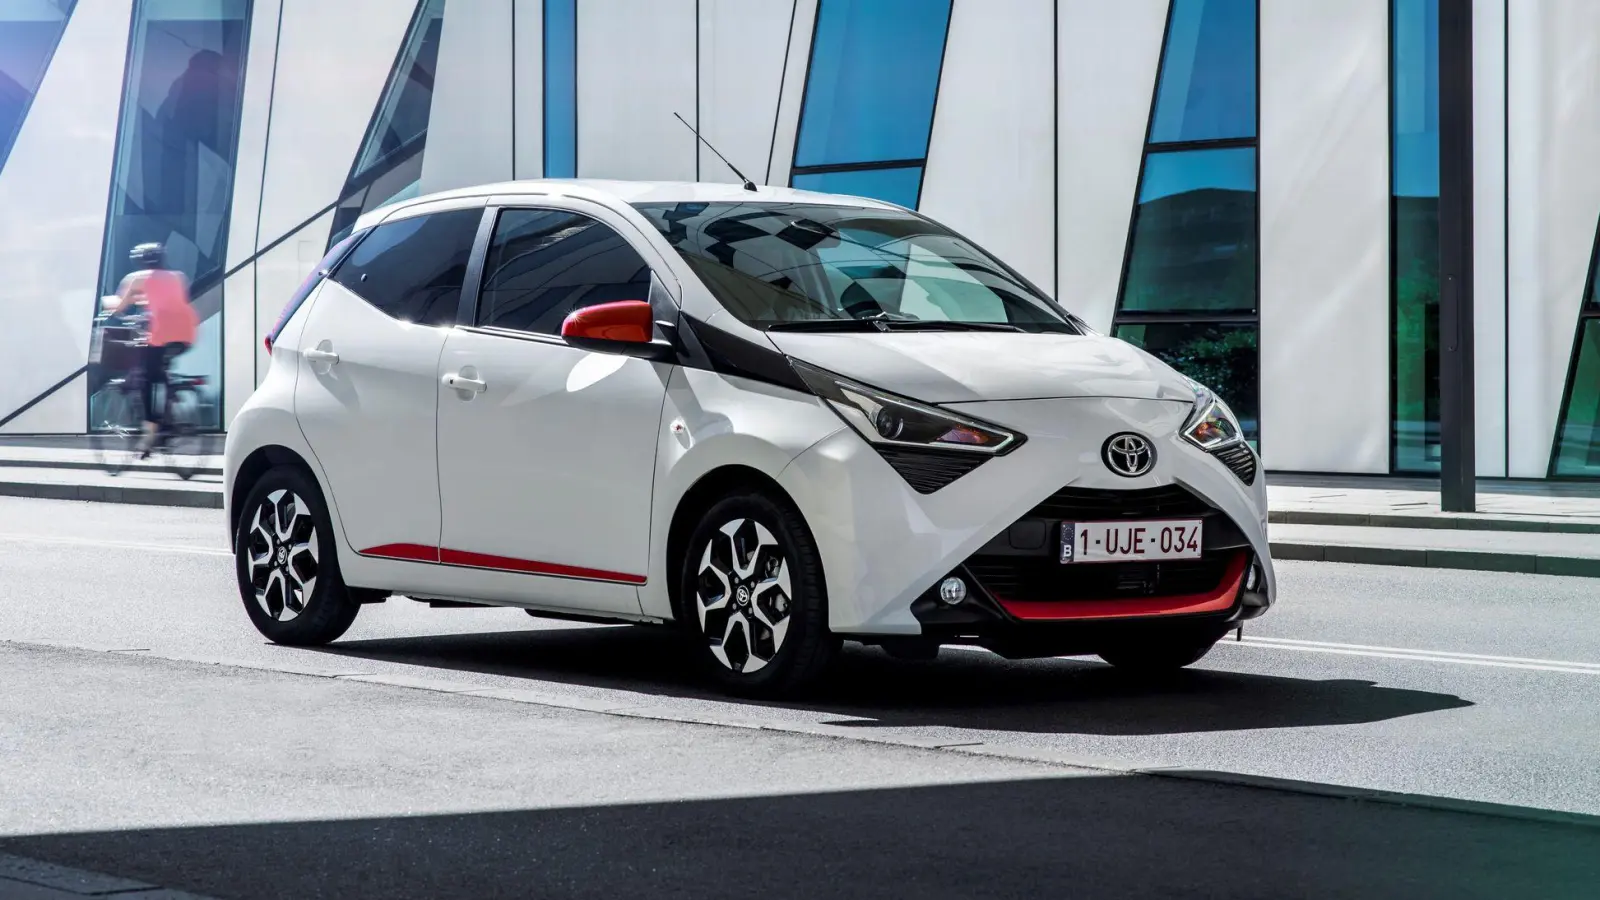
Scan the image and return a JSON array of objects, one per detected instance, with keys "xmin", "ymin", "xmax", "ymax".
[
  {"xmin": 0, "ymin": 533, "xmax": 229, "ymax": 557},
  {"xmin": 945, "ymin": 635, "xmax": 1600, "ymax": 676},
  {"xmin": 1223, "ymin": 635, "xmax": 1600, "ymax": 676}
]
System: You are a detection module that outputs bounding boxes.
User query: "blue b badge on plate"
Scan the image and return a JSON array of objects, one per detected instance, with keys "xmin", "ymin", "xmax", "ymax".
[{"xmin": 1059, "ymin": 523, "xmax": 1075, "ymax": 564}]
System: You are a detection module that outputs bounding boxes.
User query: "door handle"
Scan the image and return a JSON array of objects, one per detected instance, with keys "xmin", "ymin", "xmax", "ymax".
[
  {"xmin": 304, "ymin": 347, "xmax": 340, "ymax": 365},
  {"xmin": 442, "ymin": 373, "xmax": 487, "ymax": 394}
]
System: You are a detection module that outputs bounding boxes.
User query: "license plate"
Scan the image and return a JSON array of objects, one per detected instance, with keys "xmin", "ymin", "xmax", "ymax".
[{"xmin": 1060, "ymin": 519, "xmax": 1203, "ymax": 564}]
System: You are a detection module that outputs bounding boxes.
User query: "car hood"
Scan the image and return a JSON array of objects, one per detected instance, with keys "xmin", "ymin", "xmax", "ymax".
[{"xmin": 765, "ymin": 330, "xmax": 1198, "ymax": 404}]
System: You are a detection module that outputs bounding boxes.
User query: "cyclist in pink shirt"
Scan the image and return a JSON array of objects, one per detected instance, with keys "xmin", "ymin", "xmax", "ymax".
[{"xmin": 111, "ymin": 243, "xmax": 198, "ymax": 452}]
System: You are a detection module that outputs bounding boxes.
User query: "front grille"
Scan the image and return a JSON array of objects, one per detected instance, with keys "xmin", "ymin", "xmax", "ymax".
[
  {"xmin": 877, "ymin": 447, "xmax": 988, "ymax": 493},
  {"xmin": 1026, "ymin": 484, "xmax": 1215, "ymax": 521},
  {"xmin": 966, "ymin": 554, "xmax": 1236, "ymax": 604},
  {"xmin": 1211, "ymin": 442, "xmax": 1257, "ymax": 485}
]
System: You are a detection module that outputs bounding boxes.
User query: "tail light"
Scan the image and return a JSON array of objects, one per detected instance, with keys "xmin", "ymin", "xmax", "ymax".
[{"xmin": 264, "ymin": 230, "xmax": 365, "ymax": 354}]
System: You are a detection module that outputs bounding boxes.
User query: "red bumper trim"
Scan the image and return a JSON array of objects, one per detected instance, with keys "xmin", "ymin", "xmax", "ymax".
[
  {"xmin": 992, "ymin": 552, "xmax": 1248, "ymax": 621},
  {"xmin": 358, "ymin": 543, "xmax": 645, "ymax": 586}
]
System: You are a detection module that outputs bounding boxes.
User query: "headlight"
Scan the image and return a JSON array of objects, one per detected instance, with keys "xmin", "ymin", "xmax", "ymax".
[
  {"xmin": 790, "ymin": 359, "xmax": 1021, "ymax": 455},
  {"xmin": 1183, "ymin": 388, "xmax": 1245, "ymax": 450}
]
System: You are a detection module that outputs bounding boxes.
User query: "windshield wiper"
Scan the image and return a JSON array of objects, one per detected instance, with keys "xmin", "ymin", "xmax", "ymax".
[
  {"xmin": 768, "ymin": 316, "xmax": 1021, "ymax": 333},
  {"xmin": 880, "ymin": 320, "xmax": 1022, "ymax": 332}
]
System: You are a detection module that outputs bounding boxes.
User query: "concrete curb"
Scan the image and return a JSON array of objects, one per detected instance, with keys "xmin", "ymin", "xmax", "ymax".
[
  {"xmin": 1270, "ymin": 508, "xmax": 1600, "ymax": 534},
  {"xmin": 0, "ymin": 457, "xmax": 222, "ymax": 477},
  {"xmin": 0, "ymin": 479, "xmax": 222, "ymax": 509},
  {"xmin": 1270, "ymin": 540, "xmax": 1600, "ymax": 577}
]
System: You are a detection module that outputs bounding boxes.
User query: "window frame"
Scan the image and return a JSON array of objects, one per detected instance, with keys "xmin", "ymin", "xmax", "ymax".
[{"xmin": 459, "ymin": 202, "xmax": 678, "ymax": 347}]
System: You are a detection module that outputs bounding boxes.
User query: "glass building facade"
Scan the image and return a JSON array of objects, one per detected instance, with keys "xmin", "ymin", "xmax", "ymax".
[
  {"xmin": 0, "ymin": 1, "xmax": 75, "ymax": 176},
  {"xmin": 92, "ymin": 0, "xmax": 252, "ymax": 431},
  {"xmin": 1552, "ymin": 230, "xmax": 1600, "ymax": 476},
  {"xmin": 1113, "ymin": 0, "xmax": 1260, "ymax": 445},
  {"xmin": 1392, "ymin": 0, "xmax": 1441, "ymax": 473},
  {"xmin": 789, "ymin": 0, "xmax": 952, "ymax": 209},
  {"xmin": 328, "ymin": 0, "xmax": 446, "ymax": 248},
  {"xmin": 543, "ymin": 0, "xmax": 576, "ymax": 178}
]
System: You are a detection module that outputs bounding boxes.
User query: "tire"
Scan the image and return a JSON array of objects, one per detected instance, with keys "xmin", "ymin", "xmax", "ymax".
[
  {"xmin": 679, "ymin": 490, "xmax": 838, "ymax": 697},
  {"xmin": 234, "ymin": 466, "xmax": 360, "ymax": 645},
  {"xmin": 1097, "ymin": 628, "xmax": 1226, "ymax": 675}
]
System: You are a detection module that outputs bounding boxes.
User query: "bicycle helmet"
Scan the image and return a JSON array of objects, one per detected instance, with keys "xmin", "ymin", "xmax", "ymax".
[{"xmin": 130, "ymin": 242, "xmax": 165, "ymax": 269}]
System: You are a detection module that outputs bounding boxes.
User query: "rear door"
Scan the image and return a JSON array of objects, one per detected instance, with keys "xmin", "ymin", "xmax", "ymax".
[
  {"xmin": 432, "ymin": 201, "xmax": 674, "ymax": 614},
  {"xmin": 293, "ymin": 201, "xmax": 486, "ymax": 570}
]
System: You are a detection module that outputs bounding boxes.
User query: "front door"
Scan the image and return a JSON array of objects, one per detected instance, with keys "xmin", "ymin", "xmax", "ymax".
[
  {"xmin": 293, "ymin": 204, "xmax": 484, "ymax": 564},
  {"xmin": 434, "ymin": 205, "xmax": 672, "ymax": 613}
]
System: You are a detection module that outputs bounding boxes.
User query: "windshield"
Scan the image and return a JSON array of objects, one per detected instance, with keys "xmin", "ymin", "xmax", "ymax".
[{"xmin": 631, "ymin": 202, "xmax": 1084, "ymax": 334}]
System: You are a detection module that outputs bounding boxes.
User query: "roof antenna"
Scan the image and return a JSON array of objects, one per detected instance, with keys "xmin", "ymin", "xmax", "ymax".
[{"xmin": 674, "ymin": 112, "xmax": 758, "ymax": 192}]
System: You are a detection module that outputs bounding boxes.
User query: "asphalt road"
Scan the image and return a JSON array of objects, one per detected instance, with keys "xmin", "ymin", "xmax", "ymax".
[{"xmin": 2, "ymin": 496, "xmax": 1598, "ymax": 898}]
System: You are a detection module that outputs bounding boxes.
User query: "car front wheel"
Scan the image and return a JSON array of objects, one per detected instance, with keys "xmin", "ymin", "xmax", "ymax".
[
  {"xmin": 235, "ymin": 466, "xmax": 360, "ymax": 646},
  {"xmin": 680, "ymin": 491, "xmax": 837, "ymax": 697}
]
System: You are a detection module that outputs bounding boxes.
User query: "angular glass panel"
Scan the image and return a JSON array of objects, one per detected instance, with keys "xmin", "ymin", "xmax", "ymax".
[
  {"xmin": 1149, "ymin": 0, "xmax": 1256, "ymax": 144},
  {"xmin": 94, "ymin": 0, "xmax": 252, "ymax": 431},
  {"xmin": 1120, "ymin": 147, "xmax": 1256, "ymax": 313},
  {"xmin": 791, "ymin": 166, "xmax": 922, "ymax": 209},
  {"xmin": 1392, "ymin": 0, "xmax": 1440, "ymax": 473},
  {"xmin": 544, "ymin": 0, "xmax": 576, "ymax": 177},
  {"xmin": 1552, "ymin": 319, "xmax": 1600, "ymax": 477},
  {"xmin": 0, "ymin": 1, "xmax": 76, "ymax": 174},
  {"xmin": 328, "ymin": 0, "xmax": 445, "ymax": 247},
  {"xmin": 1114, "ymin": 321, "xmax": 1259, "ymax": 445},
  {"xmin": 793, "ymin": 0, "xmax": 951, "ymax": 168}
]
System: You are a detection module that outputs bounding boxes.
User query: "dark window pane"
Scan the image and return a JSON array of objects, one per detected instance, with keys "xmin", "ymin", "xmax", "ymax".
[
  {"xmin": 1553, "ymin": 320, "xmax": 1600, "ymax": 477},
  {"xmin": 0, "ymin": 1, "xmax": 75, "ymax": 174},
  {"xmin": 1114, "ymin": 321, "xmax": 1259, "ymax": 445},
  {"xmin": 794, "ymin": 0, "xmax": 951, "ymax": 168},
  {"xmin": 479, "ymin": 209, "xmax": 652, "ymax": 335},
  {"xmin": 543, "ymin": 0, "xmax": 576, "ymax": 177},
  {"xmin": 94, "ymin": 0, "xmax": 252, "ymax": 431},
  {"xmin": 1149, "ymin": 0, "xmax": 1257, "ymax": 144},
  {"xmin": 1121, "ymin": 147, "xmax": 1257, "ymax": 313},
  {"xmin": 331, "ymin": 208, "xmax": 480, "ymax": 326},
  {"xmin": 328, "ymin": 0, "xmax": 445, "ymax": 248},
  {"xmin": 1393, "ymin": 194, "xmax": 1440, "ymax": 472},
  {"xmin": 791, "ymin": 166, "xmax": 922, "ymax": 209}
]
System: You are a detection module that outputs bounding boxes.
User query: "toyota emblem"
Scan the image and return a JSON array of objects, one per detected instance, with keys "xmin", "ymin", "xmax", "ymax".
[{"xmin": 1102, "ymin": 433, "xmax": 1155, "ymax": 478}]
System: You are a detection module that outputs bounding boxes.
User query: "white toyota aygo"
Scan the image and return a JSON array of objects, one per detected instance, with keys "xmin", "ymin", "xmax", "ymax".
[{"xmin": 225, "ymin": 180, "xmax": 1275, "ymax": 696}]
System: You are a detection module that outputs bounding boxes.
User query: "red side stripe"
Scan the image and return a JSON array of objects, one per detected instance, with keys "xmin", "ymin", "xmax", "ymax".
[
  {"xmin": 993, "ymin": 552, "xmax": 1249, "ymax": 622},
  {"xmin": 438, "ymin": 548, "xmax": 647, "ymax": 585},
  {"xmin": 360, "ymin": 543, "xmax": 440, "ymax": 564},
  {"xmin": 357, "ymin": 543, "xmax": 645, "ymax": 585}
]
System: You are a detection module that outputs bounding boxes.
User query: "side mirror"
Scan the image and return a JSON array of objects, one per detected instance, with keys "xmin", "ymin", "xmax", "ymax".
[{"xmin": 560, "ymin": 301, "xmax": 674, "ymax": 361}]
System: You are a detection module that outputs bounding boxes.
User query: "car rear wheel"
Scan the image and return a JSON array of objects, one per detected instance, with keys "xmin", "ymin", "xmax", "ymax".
[
  {"xmin": 680, "ymin": 491, "xmax": 837, "ymax": 697},
  {"xmin": 235, "ymin": 466, "xmax": 360, "ymax": 645},
  {"xmin": 1097, "ymin": 628, "xmax": 1226, "ymax": 674}
]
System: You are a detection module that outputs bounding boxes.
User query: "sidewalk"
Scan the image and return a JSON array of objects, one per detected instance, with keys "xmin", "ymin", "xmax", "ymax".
[
  {"xmin": 4, "ymin": 445, "xmax": 1600, "ymax": 576},
  {"xmin": 0, "ymin": 447, "xmax": 222, "ymax": 508}
]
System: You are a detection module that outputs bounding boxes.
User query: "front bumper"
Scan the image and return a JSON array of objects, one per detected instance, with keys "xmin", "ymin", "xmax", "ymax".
[{"xmin": 776, "ymin": 396, "xmax": 1275, "ymax": 636}]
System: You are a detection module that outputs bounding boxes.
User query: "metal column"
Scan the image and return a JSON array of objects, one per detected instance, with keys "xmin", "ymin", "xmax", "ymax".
[{"xmin": 1437, "ymin": 0, "xmax": 1476, "ymax": 511}]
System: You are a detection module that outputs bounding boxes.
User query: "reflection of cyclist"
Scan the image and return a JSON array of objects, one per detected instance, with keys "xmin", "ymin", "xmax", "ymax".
[{"xmin": 111, "ymin": 243, "xmax": 197, "ymax": 453}]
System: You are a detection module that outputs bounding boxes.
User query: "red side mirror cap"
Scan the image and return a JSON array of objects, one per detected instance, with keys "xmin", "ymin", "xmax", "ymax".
[{"xmin": 560, "ymin": 300, "xmax": 653, "ymax": 344}]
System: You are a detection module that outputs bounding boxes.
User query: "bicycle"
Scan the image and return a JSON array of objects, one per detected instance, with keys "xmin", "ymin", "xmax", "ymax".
[{"xmin": 89, "ymin": 316, "xmax": 204, "ymax": 479}]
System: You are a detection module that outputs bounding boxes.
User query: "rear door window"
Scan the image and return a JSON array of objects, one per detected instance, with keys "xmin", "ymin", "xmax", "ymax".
[
  {"xmin": 477, "ymin": 208, "xmax": 653, "ymax": 335},
  {"xmin": 330, "ymin": 207, "xmax": 483, "ymax": 326}
]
